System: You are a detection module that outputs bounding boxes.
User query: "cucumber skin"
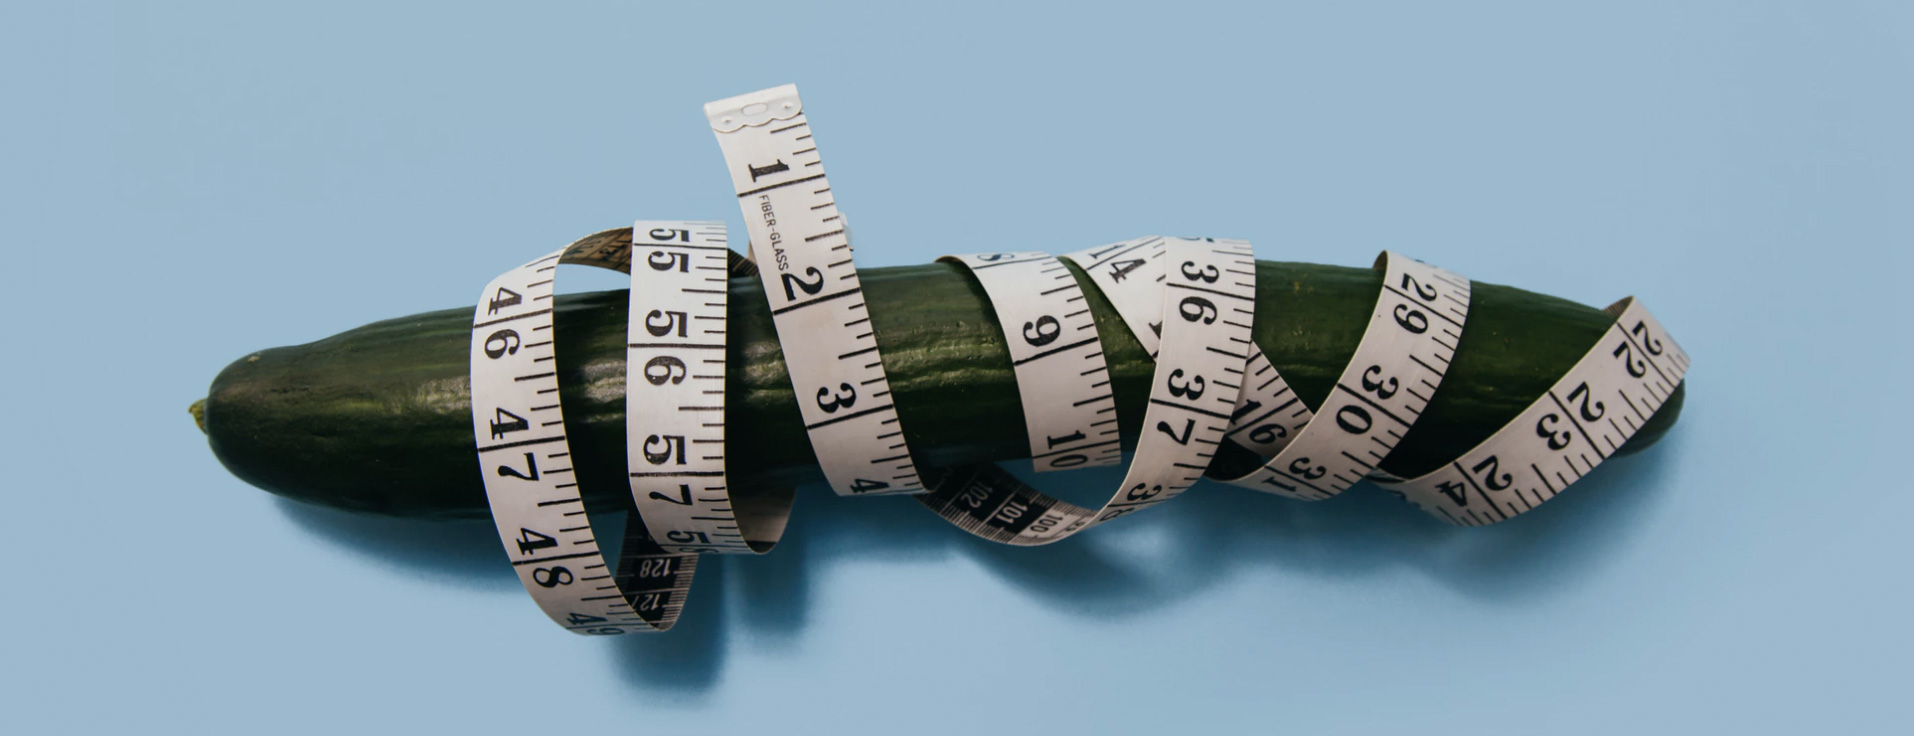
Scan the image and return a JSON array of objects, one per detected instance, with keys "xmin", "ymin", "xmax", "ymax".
[{"xmin": 203, "ymin": 260, "xmax": 1683, "ymax": 520}]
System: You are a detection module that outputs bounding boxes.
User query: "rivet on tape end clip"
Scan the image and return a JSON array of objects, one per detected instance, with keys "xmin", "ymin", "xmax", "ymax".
[{"xmin": 705, "ymin": 83, "xmax": 804, "ymax": 133}]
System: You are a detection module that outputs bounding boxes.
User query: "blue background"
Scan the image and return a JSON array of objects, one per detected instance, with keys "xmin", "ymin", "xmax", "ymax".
[{"xmin": 5, "ymin": 1, "xmax": 1910, "ymax": 733}]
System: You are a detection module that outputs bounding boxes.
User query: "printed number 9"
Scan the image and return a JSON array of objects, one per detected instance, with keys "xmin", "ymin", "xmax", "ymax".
[{"xmin": 1023, "ymin": 315, "xmax": 1060, "ymax": 346}]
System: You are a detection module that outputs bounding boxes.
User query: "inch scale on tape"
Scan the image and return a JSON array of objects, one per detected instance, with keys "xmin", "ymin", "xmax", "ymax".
[
  {"xmin": 917, "ymin": 238, "xmax": 1256, "ymax": 545},
  {"xmin": 1373, "ymin": 297, "xmax": 1690, "ymax": 525},
  {"xmin": 470, "ymin": 233, "xmax": 697, "ymax": 635},
  {"xmin": 1062, "ymin": 237, "xmax": 1312, "ymax": 456},
  {"xmin": 940, "ymin": 251, "xmax": 1121, "ymax": 472},
  {"xmin": 706, "ymin": 85, "xmax": 924, "ymax": 497}
]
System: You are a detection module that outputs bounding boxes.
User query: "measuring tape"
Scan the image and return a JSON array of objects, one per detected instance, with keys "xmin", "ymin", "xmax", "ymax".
[
  {"xmin": 706, "ymin": 85, "xmax": 925, "ymax": 498},
  {"xmin": 1367, "ymin": 297, "xmax": 1690, "ymax": 524},
  {"xmin": 915, "ymin": 238, "xmax": 1257, "ymax": 544},
  {"xmin": 1208, "ymin": 253, "xmax": 1471, "ymax": 499},
  {"xmin": 1061, "ymin": 237, "xmax": 1315, "ymax": 457},
  {"xmin": 468, "ymin": 84, "xmax": 1690, "ymax": 633},
  {"xmin": 938, "ymin": 251, "xmax": 1122, "ymax": 473},
  {"xmin": 470, "ymin": 233, "xmax": 697, "ymax": 634},
  {"xmin": 625, "ymin": 221, "xmax": 791, "ymax": 554}
]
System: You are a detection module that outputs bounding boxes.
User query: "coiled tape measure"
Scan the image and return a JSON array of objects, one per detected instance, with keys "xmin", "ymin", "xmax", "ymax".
[{"xmin": 469, "ymin": 84, "xmax": 1691, "ymax": 633}]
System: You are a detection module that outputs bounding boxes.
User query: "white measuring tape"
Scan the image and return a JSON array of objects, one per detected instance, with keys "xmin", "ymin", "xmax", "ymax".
[
  {"xmin": 706, "ymin": 85, "xmax": 925, "ymax": 498},
  {"xmin": 468, "ymin": 84, "xmax": 1690, "ymax": 632},
  {"xmin": 917, "ymin": 238, "xmax": 1257, "ymax": 544},
  {"xmin": 938, "ymin": 251, "xmax": 1121, "ymax": 473},
  {"xmin": 1062, "ymin": 237, "xmax": 1315, "ymax": 457},
  {"xmin": 470, "ymin": 233, "xmax": 697, "ymax": 634},
  {"xmin": 1368, "ymin": 297, "xmax": 1690, "ymax": 525},
  {"xmin": 625, "ymin": 221, "xmax": 790, "ymax": 554}
]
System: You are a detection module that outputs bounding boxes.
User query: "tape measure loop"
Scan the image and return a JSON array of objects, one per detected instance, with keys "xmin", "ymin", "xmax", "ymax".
[{"xmin": 471, "ymin": 236, "xmax": 704, "ymax": 635}]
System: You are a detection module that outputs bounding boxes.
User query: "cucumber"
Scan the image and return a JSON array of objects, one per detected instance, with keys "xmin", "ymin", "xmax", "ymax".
[{"xmin": 197, "ymin": 257, "xmax": 1683, "ymax": 520}]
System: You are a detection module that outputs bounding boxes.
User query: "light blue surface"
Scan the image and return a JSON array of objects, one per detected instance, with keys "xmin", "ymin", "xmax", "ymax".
[{"xmin": 4, "ymin": 1, "xmax": 1910, "ymax": 733}]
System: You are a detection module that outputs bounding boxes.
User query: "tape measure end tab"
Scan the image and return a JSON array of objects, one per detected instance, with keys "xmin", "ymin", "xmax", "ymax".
[{"xmin": 704, "ymin": 84, "xmax": 805, "ymax": 133}]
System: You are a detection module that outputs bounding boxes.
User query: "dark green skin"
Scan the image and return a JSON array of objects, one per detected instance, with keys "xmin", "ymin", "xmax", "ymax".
[{"xmin": 201, "ymin": 259, "xmax": 1683, "ymax": 520}]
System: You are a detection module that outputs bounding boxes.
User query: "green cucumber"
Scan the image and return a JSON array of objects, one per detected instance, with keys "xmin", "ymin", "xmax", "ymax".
[{"xmin": 196, "ymin": 256, "xmax": 1683, "ymax": 520}]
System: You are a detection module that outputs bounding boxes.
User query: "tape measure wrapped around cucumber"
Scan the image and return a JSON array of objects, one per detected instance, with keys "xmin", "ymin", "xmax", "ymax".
[{"xmin": 192, "ymin": 86, "xmax": 1689, "ymax": 633}]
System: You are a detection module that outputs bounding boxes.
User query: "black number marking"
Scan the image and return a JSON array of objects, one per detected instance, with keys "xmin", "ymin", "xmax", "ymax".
[
  {"xmin": 1434, "ymin": 479, "xmax": 1468, "ymax": 506},
  {"xmin": 1392, "ymin": 304, "xmax": 1429, "ymax": 334},
  {"xmin": 483, "ymin": 329, "xmax": 521, "ymax": 359},
  {"xmin": 849, "ymin": 478, "xmax": 890, "ymax": 493},
  {"xmin": 1023, "ymin": 315, "xmax": 1061, "ymax": 347},
  {"xmin": 645, "ymin": 309, "xmax": 688, "ymax": 338},
  {"xmin": 647, "ymin": 250, "xmax": 689, "ymax": 273},
  {"xmin": 781, "ymin": 267, "xmax": 826, "ymax": 301},
  {"xmin": 1359, "ymin": 365, "xmax": 1399, "ymax": 399},
  {"xmin": 1470, "ymin": 455, "xmax": 1513, "ymax": 491},
  {"xmin": 1535, "ymin": 413, "xmax": 1573, "ymax": 450},
  {"xmin": 490, "ymin": 408, "xmax": 530, "ymax": 439},
  {"xmin": 1400, "ymin": 272, "xmax": 1438, "ymax": 301},
  {"xmin": 1249, "ymin": 423, "xmax": 1287, "ymax": 444},
  {"xmin": 1046, "ymin": 430, "xmax": 1086, "ymax": 448},
  {"xmin": 665, "ymin": 530, "xmax": 711, "ymax": 545},
  {"xmin": 1108, "ymin": 259, "xmax": 1145, "ymax": 282},
  {"xmin": 1631, "ymin": 320, "xmax": 1665, "ymax": 355},
  {"xmin": 1166, "ymin": 369, "xmax": 1207, "ymax": 400},
  {"xmin": 496, "ymin": 451, "xmax": 541, "ymax": 481},
  {"xmin": 746, "ymin": 159, "xmax": 789, "ymax": 181},
  {"xmin": 815, "ymin": 383, "xmax": 857, "ymax": 413},
  {"xmin": 1612, "ymin": 340, "xmax": 1648, "ymax": 378},
  {"xmin": 1335, "ymin": 405, "xmax": 1373, "ymax": 435},
  {"xmin": 1178, "ymin": 296, "xmax": 1218, "ymax": 324},
  {"xmin": 643, "ymin": 435, "xmax": 686, "ymax": 465},
  {"xmin": 1287, "ymin": 458, "xmax": 1327, "ymax": 480},
  {"xmin": 533, "ymin": 566, "xmax": 573, "ymax": 588},
  {"xmin": 1566, "ymin": 382, "xmax": 1606, "ymax": 421},
  {"xmin": 488, "ymin": 287, "xmax": 522, "ymax": 315},
  {"xmin": 642, "ymin": 355, "xmax": 687, "ymax": 385},
  {"xmin": 1126, "ymin": 483, "xmax": 1164, "ymax": 502},
  {"xmin": 649, "ymin": 484, "xmax": 693, "ymax": 505},
  {"xmin": 646, "ymin": 227, "xmax": 690, "ymax": 242},
  {"xmin": 515, "ymin": 528, "xmax": 558, "ymax": 555},
  {"xmin": 1180, "ymin": 261, "xmax": 1219, "ymax": 283},
  {"xmin": 1155, "ymin": 418, "xmax": 1195, "ymax": 445}
]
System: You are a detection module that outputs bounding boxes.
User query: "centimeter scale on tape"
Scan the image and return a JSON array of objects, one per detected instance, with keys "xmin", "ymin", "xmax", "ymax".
[
  {"xmin": 706, "ymin": 84, "xmax": 925, "ymax": 498},
  {"xmin": 466, "ymin": 83, "xmax": 1691, "ymax": 634}
]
